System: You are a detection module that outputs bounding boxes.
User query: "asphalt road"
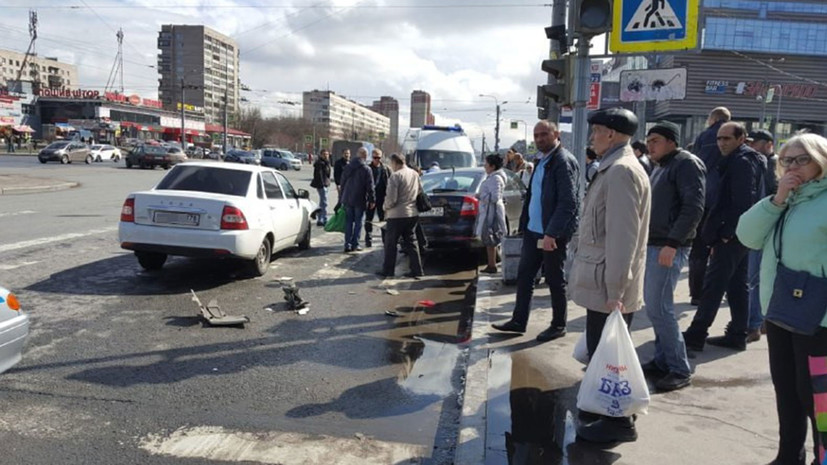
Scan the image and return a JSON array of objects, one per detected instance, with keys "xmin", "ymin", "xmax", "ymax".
[{"xmin": 0, "ymin": 156, "xmax": 479, "ymax": 465}]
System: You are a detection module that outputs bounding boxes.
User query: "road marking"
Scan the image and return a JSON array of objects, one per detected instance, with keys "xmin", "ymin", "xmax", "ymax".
[
  {"xmin": 0, "ymin": 210, "xmax": 36, "ymax": 218},
  {"xmin": 140, "ymin": 426, "xmax": 427, "ymax": 464},
  {"xmin": 0, "ymin": 260, "xmax": 40, "ymax": 270},
  {"xmin": 0, "ymin": 226, "xmax": 117, "ymax": 254}
]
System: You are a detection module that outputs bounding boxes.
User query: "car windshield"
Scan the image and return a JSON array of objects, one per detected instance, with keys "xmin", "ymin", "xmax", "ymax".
[
  {"xmin": 90, "ymin": 145, "xmax": 102, "ymax": 150},
  {"xmin": 46, "ymin": 142, "xmax": 70, "ymax": 149},
  {"xmin": 143, "ymin": 146, "xmax": 168, "ymax": 156},
  {"xmin": 421, "ymin": 171, "xmax": 483, "ymax": 193},
  {"xmin": 414, "ymin": 149, "xmax": 476, "ymax": 169},
  {"xmin": 156, "ymin": 166, "xmax": 252, "ymax": 197}
]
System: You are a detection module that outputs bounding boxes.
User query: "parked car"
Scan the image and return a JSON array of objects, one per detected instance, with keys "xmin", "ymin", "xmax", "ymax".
[
  {"xmin": 118, "ymin": 162, "xmax": 318, "ymax": 277},
  {"xmin": 418, "ymin": 167, "xmax": 525, "ymax": 250},
  {"xmin": 224, "ymin": 149, "xmax": 261, "ymax": 165},
  {"xmin": 89, "ymin": 144, "xmax": 122, "ymax": 163},
  {"xmin": 261, "ymin": 148, "xmax": 302, "ymax": 171},
  {"xmin": 37, "ymin": 141, "xmax": 91, "ymax": 164},
  {"xmin": 0, "ymin": 286, "xmax": 29, "ymax": 374},
  {"xmin": 125, "ymin": 144, "xmax": 177, "ymax": 170}
]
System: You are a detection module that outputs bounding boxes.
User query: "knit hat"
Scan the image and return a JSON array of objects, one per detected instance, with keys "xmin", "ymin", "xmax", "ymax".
[
  {"xmin": 587, "ymin": 107, "xmax": 638, "ymax": 136},
  {"xmin": 747, "ymin": 129, "xmax": 773, "ymax": 143},
  {"xmin": 647, "ymin": 121, "xmax": 680, "ymax": 143}
]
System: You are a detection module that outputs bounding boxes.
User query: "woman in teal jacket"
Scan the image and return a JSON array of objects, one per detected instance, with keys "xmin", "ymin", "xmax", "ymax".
[{"xmin": 736, "ymin": 133, "xmax": 827, "ymax": 465}]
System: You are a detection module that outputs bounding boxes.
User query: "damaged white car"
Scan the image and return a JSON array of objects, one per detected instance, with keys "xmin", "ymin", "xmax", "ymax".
[{"xmin": 118, "ymin": 162, "xmax": 318, "ymax": 277}]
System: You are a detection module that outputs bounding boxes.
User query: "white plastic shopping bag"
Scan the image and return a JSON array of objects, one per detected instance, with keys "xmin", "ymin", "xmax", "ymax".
[
  {"xmin": 576, "ymin": 310, "xmax": 650, "ymax": 417},
  {"xmin": 572, "ymin": 330, "xmax": 589, "ymax": 365}
]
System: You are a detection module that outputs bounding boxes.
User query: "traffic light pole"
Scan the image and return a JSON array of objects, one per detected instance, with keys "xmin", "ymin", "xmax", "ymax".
[
  {"xmin": 545, "ymin": 0, "xmax": 567, "ymax": 125},
  {"xmin": 571, "ymin": 35, "xmax": 591, "ymax": 185}
]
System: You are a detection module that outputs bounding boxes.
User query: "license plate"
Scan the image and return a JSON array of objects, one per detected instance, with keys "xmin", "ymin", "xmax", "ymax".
[
  {"xmin": 153, "ymin": 211, "xmax": 200, "ymax": 226},
  {"xmin": 420, "ymin": 207, "xmax": 444, "ymax": 217}
]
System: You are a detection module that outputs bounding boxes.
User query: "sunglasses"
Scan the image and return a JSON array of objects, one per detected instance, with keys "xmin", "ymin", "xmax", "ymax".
[{"xmin": 779, "ymin": 153, "xmax": 813, "ymax": 167}]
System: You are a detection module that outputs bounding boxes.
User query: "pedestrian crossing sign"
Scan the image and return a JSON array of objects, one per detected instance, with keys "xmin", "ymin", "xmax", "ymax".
[{"xmin": 610, "ymin": 0, "xmax": 700, "ymax": 53}]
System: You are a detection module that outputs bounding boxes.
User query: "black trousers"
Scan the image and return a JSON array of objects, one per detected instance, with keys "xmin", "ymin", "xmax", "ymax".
[
  {"xmin": 382, "ymin": 217, "xmax": 423, "ymax": 276},
  {"xmin": 364, "ymin": 195, "xmax": 385, "ymax": 242},
  {"xmin": 586, "ymin": 310, "xmax": 635, "ymax": 358},
  {"xmin": 511, "ymin": 231, "xmax": 568, "ymax": 329},
  {"xmin": 688, "ymin": 214, "xmax": 710, "ymax": 300},
  {"xmin": 685, "ymin": 239, "xmax": 750, "ymax": 344},
  {"xmin": 767, "ymin": 322, "xmax": 827, "ymax": 464}
]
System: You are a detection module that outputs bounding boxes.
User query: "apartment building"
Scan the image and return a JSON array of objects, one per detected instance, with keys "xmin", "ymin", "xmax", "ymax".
[
  {"xmin": 410, "ymin": 90, "xmax": 434, "ymax": 129},
  {"xmin": 0, "ymin": 49, "xmax": 77, "ymax": 90},
  {"xmin": 370, "ymin": 96, "xmax": 400, "ymax": 150},
  {"xmin": 303, "ymin": 90, "xmax": 391, "ymax": 144}
]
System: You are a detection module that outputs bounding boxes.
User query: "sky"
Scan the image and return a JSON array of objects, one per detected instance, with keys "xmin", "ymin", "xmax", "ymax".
[{"xmin": 3, "ymin": 1, "xmax": 564, "ymax": 150}]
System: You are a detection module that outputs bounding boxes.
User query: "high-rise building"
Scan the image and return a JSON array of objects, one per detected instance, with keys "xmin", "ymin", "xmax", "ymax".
[
  {"xmin": 157, "ymin": 25, "xmax": 240, "ymax": 125},
  {"xmin": 370, "ymin": 96, "xmax": 399, "ymax": 150},
  {"xmin": 410, "ymin": 90, "xmax": 433, "ymax": 129},
  {"xmin": 303, "ymin": 90, "xmax": 390, "ymax": 146},
  {"xmin": 653, "ymin": 0, "xmax": 827, "ymax": 140},
  {"xmin": 0, "ymin": 49, "xmax": 77, "ymax": 91}
]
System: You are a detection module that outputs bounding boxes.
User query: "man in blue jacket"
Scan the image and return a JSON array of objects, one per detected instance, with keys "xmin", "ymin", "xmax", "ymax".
[
  {"xmin": 491, "ymin": 120, "xmax": 581, "ymax": 342},
  {"xmin": 339, "ymin": 147, "xmax": 375, "ymax": 253},
  {"xmin": 683, "ymin": 122, "xmax": 766, "ymax": 351},
  {"xmin": 688, "ymin": 107, "xmax": 731, "ymax": 305}
]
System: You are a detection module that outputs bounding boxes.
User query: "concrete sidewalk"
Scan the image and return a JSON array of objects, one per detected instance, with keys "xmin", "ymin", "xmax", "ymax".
[
  {"xmin": 0, "ymin": 173, "xmax": 79, "ymax": 195},
  {"xmin": 457, "ymin": 269, "xmax": 788, "ymax": 464}
]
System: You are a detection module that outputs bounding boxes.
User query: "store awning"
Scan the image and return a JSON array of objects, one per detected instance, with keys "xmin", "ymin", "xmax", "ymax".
[
  {"xmin": 13, "ymin": 125, "xmax": 34, "ymax": 133},
  {"xmin": 55, "ymin": 122, "xmax": 75, "ymax": 131}
]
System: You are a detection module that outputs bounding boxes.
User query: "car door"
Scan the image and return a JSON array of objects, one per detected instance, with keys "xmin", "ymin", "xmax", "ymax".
[
  {"xmin": 261, "ymin": 170, "xmax": 293, "ymax": 248},
  {"xmin": 70, "ymin": 143, "xmax": 86, "ymax": 162},
  {"xmin": 274, "ymin": 171, "xmax": 304, "ymax": 241}
]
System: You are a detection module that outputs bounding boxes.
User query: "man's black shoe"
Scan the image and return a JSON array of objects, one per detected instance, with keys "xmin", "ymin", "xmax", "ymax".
[
  {"xmin": 641, "ymin": 360, "xmax": 669, "ymax": 378},
  {"xmin": 404, "ymin": 271, "xmax": 423, "ymax": 280},
  {"xmin": 682, "ymin": 331, "xmax": 704, "ymax": 352},
  {"xmin": 344, "ymin": 246, "xmax": 353, "ymax": 253},
  {"xmin": 706, "ymin": 335, "xmax": 746, "ymax": 351},
  {"xmin": 365, "ymin": 240, "xmax": 372, "ymax": 248},
  {"xmin": 690, "ymin": 297, "xmax": 700, "ymax": 306},
  {"xmin": 536, "ymin": 326, "xmax": 566, "ymax": 342},
  {"xmin": 491, "ymin": 320, "xmax": 526, "ymax": 333},
  {"xmin": 375, "ymin": 271, "xmax": 392, "ymax": 279},
  {"xmin": 576, "ymin": 416, "xmax": 637, "ymax": 443},
  {"xmin": 655, "ymin": 372, "xmax": 692, "ymax": 392}
]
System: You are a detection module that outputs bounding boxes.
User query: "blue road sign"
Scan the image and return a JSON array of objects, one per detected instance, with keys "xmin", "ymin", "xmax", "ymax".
[{"xmin": 610, "ymin": 0, "xmax": 699, "ymax": 53}]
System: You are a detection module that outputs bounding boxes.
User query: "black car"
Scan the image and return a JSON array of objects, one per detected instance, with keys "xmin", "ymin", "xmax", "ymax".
[
  {"xmin": 224, "ymin": 149, "xmax": 261, "ymax": 165},
  {"xmin": 418, "ymin": 168, "xmax": 525, "ymax": 250},
  {"xmin": 125, "ymin": 144, "xmax": 174, "ymax": 169}
]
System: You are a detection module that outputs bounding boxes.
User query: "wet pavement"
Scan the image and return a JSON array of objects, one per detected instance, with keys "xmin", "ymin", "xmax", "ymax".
[{"xmin": 458, "ymin": 271, "xmax": 787, "ymax": 465}]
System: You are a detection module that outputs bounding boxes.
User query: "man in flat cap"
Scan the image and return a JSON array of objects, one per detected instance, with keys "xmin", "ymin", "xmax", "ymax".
[
  {"xmin": 683, "ymin": 122, "xmax": 766, "ymax": 352},
  {"xmin": 572, "ymin": 107, "xmax": 651, "ymax": 443},
  {"xmin": 641, "ymin": 121, "xmax": 706, "ymax": 392}
]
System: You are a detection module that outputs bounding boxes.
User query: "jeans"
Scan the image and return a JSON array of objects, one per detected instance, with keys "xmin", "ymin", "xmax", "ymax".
[
  {"xmin": 382, "ymin": 217, "xmax": 423, "ymax": 276},
  {"xmin": 766, "ymin": 322, "xmax": 827, "ymax": 464},
  {"xmin": 316, "ymin": 187, "xmax": 329, "ymax": 224},
  {"xmin": 510, "ymin": 230, "xmax": 568, "ymax": 329},
  {"xmin": 748, "ymin": 249, "xmax": 764, "ymax": 331},
  {"xmin": 365, "ymin": 195, "xmax": 385, "ymax": 243},
  {"xmin": 644, "ymin": 246, "xmax": 691, "ymax": 376},
  {"xmin": 684, "ymin": 239, "xmax": 750, "ymax": 346},
  {"xmin": 344, "ymin": 205, "xmax": 365, "ymax": 249},
  {"xmin": 586, "ymin": 309, "xmax": 634, "ymax": 358}
]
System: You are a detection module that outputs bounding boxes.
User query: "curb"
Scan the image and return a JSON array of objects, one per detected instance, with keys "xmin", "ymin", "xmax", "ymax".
[
  {"xmin": 455, "ymin": 273, "xmax": 494, "ymax": 465},
  {"xmin": 0, "ymin": 182, "xmax": 79, "ymax": 195}
]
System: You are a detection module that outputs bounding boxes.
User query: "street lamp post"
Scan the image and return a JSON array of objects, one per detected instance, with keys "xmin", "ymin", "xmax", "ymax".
[
  {"xmin": 479, "ymin": 94, "xmax": 507, "ymax": 153},
  {"xmin": 511, "ymin": 119, "xmax": 528, "ymax": 151}
]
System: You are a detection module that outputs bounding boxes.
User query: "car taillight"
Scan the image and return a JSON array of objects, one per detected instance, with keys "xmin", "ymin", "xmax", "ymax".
[
  {"xmin": 6, "ymin": 292, "xmax": 20, "ymax": 311},
  {"xmin": 221, "ymin": 205, "xmax": 248, "ymax": 230},
  {"xmin": 120, "ymin": 198, "xmax": 135, "ymax": 222},
  {"xmin": 460, "ymin": 196, "xmax": 479, "ymax": 216}
]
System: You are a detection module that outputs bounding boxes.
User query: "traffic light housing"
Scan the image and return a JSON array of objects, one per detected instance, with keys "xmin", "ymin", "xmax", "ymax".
[
  {"xmin": 574, "ymin": 0, "xmax": 612, "ymax": 36},
  {"xmin": 539, "ymin": 56, "xmax": 574, "ymax": 106}
]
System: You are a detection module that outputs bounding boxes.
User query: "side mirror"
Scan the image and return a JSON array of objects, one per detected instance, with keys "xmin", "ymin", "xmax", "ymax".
[{"xmin": 296, "ymin": 189, "xmax": 310, "ymax": 199}]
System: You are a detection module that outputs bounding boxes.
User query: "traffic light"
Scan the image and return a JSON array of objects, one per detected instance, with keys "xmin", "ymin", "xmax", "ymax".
[
  {"xmin": 539, "ymin": 56, "xmax": 574, "ymax": 105},
  {"xmin": 574, "ymin": 0, "xmax": 612, "ymax": 36}
]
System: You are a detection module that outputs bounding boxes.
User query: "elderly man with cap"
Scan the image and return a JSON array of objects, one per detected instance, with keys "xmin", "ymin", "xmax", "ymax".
[
  {"xmin": 640, "ymin": 121, "xmax": 706, "ymax": 392},
  {"xmin": 571, "ymin": 107, "xmax": 651, "ymax": 443}
]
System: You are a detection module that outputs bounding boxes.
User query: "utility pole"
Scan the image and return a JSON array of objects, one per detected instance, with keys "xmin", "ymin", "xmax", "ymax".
[
  {"xmin": 180, "ymin": 78, "xmax": 186, "ymax": 147},
  {"xmin": 223, "ymin": 86, "xmax": 228, "ymax": 151},
  {"xmin": 494, "ymin": 103, "xmax": 501, "ymax": 153},
  {"xmin": 571, "ymin": 35, "xmax": 590, "ymax": 172}
]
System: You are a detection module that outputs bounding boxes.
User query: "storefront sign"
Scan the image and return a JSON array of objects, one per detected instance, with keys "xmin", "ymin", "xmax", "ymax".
[
  {"xmin": 705, "ymin": 80, "xmax": 728, "ymax": 94},
  {"xmin": 104, "ymin": 92, "xmax": 163, "ymax": 109},
  {"xmin": 735, "ymin": 81, "xmax": 818, "ymax": 99},
  {"xmin": 0, "ymin": 116, "xmax": 16, "ymax": 124},
  {"xmin": 38, "ymin": 88, "xmax": 101, "ymax": 99},
  {"xmin": 176, "ymin": 102, "xmax": 204, "ymax": 112}
]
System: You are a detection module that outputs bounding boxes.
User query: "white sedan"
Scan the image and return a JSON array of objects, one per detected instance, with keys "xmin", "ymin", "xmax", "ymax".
[
  {"xmin": 89, "ymin": 144, "xmax": 122, "ymax": 163},
  {"xmin": 0, "ymin": 286, "xmax": 29, "ymax": 375},
  {"xmin": 118, "ymin": 162, "xmax": 318, "ymax": 277}
]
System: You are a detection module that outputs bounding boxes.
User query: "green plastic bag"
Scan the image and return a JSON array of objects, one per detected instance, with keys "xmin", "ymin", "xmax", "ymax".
[{"xmin": 324, "ymin": 207, "xmax": 346, "ymax": 233}]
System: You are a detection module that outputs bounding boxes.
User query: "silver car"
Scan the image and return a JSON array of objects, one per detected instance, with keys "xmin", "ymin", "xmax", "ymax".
[{"xmin": 38, "ymin": 141, "xmax": 91, "ymax": 164}]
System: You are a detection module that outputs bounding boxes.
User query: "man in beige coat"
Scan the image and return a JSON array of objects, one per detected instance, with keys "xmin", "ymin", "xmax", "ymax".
[
  {"xmin": 377, "ymin": 153, "xmax": 424, "ymax": 278},
  {"xmin": 572, "ymin": 107, "xmax": 651, "ymax": 444}
]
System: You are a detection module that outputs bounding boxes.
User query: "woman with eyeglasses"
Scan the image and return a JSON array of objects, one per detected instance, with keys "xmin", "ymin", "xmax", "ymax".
[{"xmin": 737, "ymin": 133, "xmax": 827, "ymax": 465}]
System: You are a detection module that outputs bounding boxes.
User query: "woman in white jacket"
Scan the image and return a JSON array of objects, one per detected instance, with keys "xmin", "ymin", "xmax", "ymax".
[{"xmin": 476, "ymin": 154, "xmax": 508, "ymax": 273}]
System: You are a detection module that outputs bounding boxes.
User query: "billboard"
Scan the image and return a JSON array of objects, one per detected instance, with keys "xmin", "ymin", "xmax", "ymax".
[{"xmin": 619, "ymin": 68, "xmax": 688, "ymax": 102}]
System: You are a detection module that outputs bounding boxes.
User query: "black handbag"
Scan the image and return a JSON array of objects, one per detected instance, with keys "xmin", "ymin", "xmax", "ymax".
[
  {"xmin": 416, "ymin": 185, "xmax": 432, "ymax": 213},
  {"xmin": 765, "ymin": 208, "xmax": 827, "ymax": 335}
]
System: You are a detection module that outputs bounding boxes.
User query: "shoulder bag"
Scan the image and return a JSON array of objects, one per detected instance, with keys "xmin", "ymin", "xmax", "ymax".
[
  {"xmin": 765, "ymin": 208, "xmax": 827, "ymax": 335},
  {"xmin": 415, "ymin": 181, "xmax": 432, "ymax": 213}
]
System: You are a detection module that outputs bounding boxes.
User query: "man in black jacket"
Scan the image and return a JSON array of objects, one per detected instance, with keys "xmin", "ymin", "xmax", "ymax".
[
  {"xmin": 640, "ymin": 122, "xmax": 706, "ymax": 392},
  {"xmin": 683, "ymin": 122, "xmax": 766, "ymax": 351},
  {"xmin": 339, "ymin": 147, "xmax": 375, "ymax": 253},
  {"xmin": 333, "ymin": 149, "xmax": 351, "ymax": 195},
  {"xmin": 688, "ymin": 106, "xmax": 731, "ymax": 305},
  {"xmin": 492, "ymin": 120, "xmax": 580, "ymax": 342},
  {"xmin": 310, "ymin": 149, "xmax": 332, "ymax": 226},
  {"xmin": 365, "ymin": 148, "xmax": 391, "ymax": 248}
]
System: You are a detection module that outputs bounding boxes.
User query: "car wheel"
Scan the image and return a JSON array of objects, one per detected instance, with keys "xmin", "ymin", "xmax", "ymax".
[
  {"xmin": 298, "ymin": 224, "xmax": 311, "ymax": 250},
  {"xmin": 114, "ymin": 155, "xmax": 120, "ymax": 162},
  {"xmin": 85, "ymin": 155, "xmax": 93, "ymax": 164},
  {"xmin": 96, "ymin": 155, "xmax": 102, "ymax": 162},
  {"xmin": 139, "ymin": 161, "xmax": 148, "ymax": 169},
  {"xmin": 60, "ymin": 155, "xmax": 69, "ymax": 164},
  {"xmin": 162, "ymin": 164, "xmax": 170, "ymax": 170},
  {"xmin": 39, "ymin": 158, "xmax": 47, "ymax": 164},
  {"xmin": 247, "ymin": 237, "xmax": 272, "ymax": 277},
  {"xmin": 125, "ymin": 159, "xmax": 133, "ymax": 168},
  {"xmin": 136, "ymin": 251, "xmax": 167, "ymax": 271}
]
